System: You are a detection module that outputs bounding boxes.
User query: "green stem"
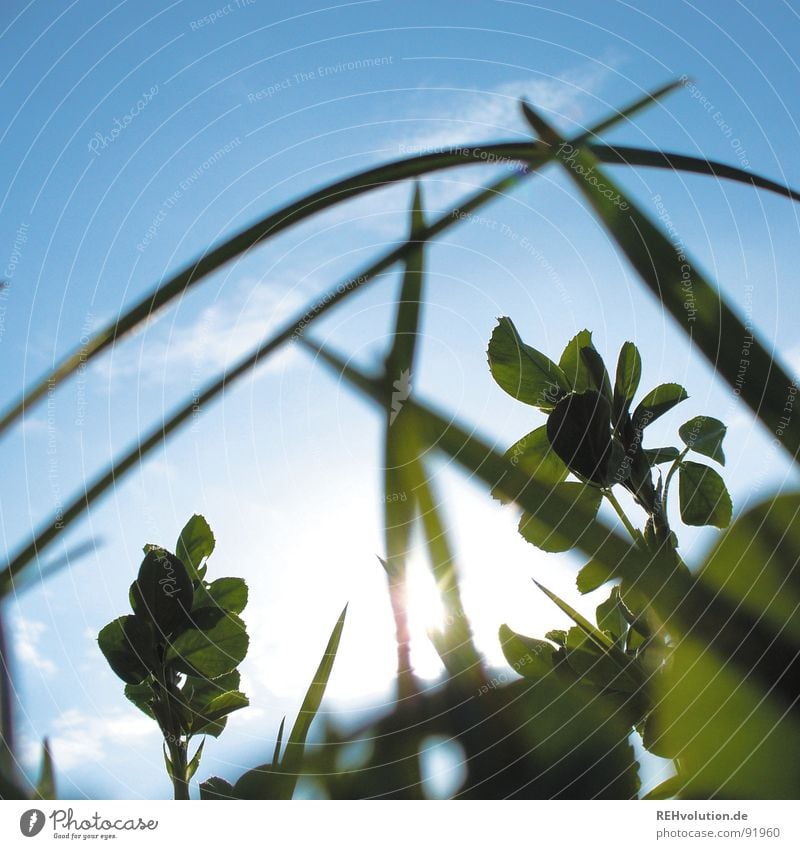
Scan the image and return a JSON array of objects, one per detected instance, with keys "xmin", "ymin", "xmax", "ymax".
[
  {"xmin": 662, "ymin": 447, "xmax": 689, "ymax": 520},
  {"xmin": 603, "ymin": 489, "xmax": 643, "ymax": 546},
  {"xmin": 168, "ymin": 739, "xmax": 190, "ymax": 801}
]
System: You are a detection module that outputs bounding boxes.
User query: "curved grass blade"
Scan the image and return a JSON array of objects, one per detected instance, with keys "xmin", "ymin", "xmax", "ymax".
[
  {"xmin": 601, "ymin": 145, "xmax": 800, "ymax": 202},
  {"xmin": 271, "ymin": 716, "xmax": 286, "ymax": 767},
  {"xmin": 6, "ymin": 79, "xmax": 786, "ymax": 441},
  {"xmin": 278, "ymin": 604, "xmax": 347, "ymax": 799},
  {"xmin": 0, "ymin": 171, "xmax": 523, "ymax": 595},
  {"xmin": 521, "ymin": 102, "xmax": 800, "ymax": 463}
]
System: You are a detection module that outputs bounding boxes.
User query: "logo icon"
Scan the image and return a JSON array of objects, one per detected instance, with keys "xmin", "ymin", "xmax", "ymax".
[
  {"xmin": 389, "ymin": 369, "xmax": 412, "ymax": 426},
  {"xmin": 19, "ymin": 809, "xmax": 45, "ymax": 837}
]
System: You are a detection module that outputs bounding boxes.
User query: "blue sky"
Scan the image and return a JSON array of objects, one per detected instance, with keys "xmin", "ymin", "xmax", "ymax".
[{"xmin": 2, "ymin": 0, "xmax": 800, "ymax": 798}]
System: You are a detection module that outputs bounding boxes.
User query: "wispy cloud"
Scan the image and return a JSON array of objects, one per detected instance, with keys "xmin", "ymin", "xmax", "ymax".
[
  {"xmin": 23, "ymin": 708, "xmax": 157, "ymax": 772},
  {"xmin": 13, "ymin": 617, "xmax": 56, "ymax": 676},
  {"xmin": 96, "ymin": 276, "xmax": 306, "ymax": 386},
  {"xmin": 396, "ymin": 57, "xmax": 620, "ymax": 156}
]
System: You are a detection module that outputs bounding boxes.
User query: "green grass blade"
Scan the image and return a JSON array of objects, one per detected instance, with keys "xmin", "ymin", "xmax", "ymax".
[
  {"xmin": 1, "ymin": 82, "xmax": 745, "ymax": 442},
  {"xmin": 0, "ymin": 606, "xmax": 15, "ymax": 781},
  {"xmin": 414, "ymin": 460, "xmax": 484, "ymax": 680},
  {"xmin": 278, "ymin": 604, "xmax": 347, "ymax": 799},
  {"xmin": 597, "ymin": 145, "xmax": 800, "ymax": 202},
  {"xmin": 0, "ymin": 150, "xmax": 537, "ymax": 440},
  {"xmin": 300, "ymin": 337, "xmax": 642, "ymax": 580},
  {"xmin": 382, "ymin": 184, "xmax": 427, "ymax": 694},
  {"xmin": 521, "ymin": 103, "xmax": 800, "ymax": 463},
  {"xmin": 271, "ymin": 716, "xmax": 286, "ymax": 767},
  {"xmin": 0, "ymin": 172, "xmax": 523, "ymax": 595},
  {"xmin": 34, "ymin": 738, "xmax": 56, "ymax": 800}
]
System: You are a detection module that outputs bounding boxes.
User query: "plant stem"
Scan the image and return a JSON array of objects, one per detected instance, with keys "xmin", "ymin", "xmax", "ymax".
[
  {"xmin": 168, "ymin": 739, "xmax": 190, "ymax": 801},
  {"xmin": 603, "ymin": 489, "xmax": 643, "ymax": 546},
  {"xmin": 662, "ymin": 447, "xmax": 689, "ymax": 519}
]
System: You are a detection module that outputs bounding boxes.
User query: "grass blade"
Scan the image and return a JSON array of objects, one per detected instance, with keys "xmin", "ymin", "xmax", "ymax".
[
  {"xmin": 521, "ymin": 102, "xmax": 800, "ymax": 463},
  {"xmin": 414, "ymin": 460, "xmax": 483, "ymax": 681},
  {"xmin": 278, "ymin": 604, "xmax": 347, "ymax": 798},
  {"xmin": 383, "ymin": 183, "xmax": 427, "ymax": 695},
  {"xmin": 271, "ymin": 716, "xmax": 286, "ymax": 767},
  {"xmin": 303, "ymin": 338, "xmax": 800, "ymax": 710},
  {"xmin": 34, "ymin": 738, "xmax": 56, "ymax": 800},
  {"xmin": 2, "ymin": 80, "xmax": 763, "ymax": 442},
  {"xmin": 0, "ymin": 171, "xmax": 524, "ymax": 595}
]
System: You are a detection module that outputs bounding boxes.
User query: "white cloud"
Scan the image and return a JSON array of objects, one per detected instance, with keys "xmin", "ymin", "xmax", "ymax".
[
  {"xmin": 396, "ymin": 58, "xmax": 620, "ymax": 157},
  {"xmin": 96, "ymin": 276, "xmax": 306, "ymax": 386},
  {"xmin": 23, "ymin": 707, "xmax": 158, "ymax": 772},
  {"xmin": 13, "ymin": 617, "xmax": 56, "ymax": 676}
]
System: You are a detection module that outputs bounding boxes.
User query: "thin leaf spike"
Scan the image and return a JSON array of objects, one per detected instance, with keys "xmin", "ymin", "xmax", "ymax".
[{"xmin": 278, "ymin": 604, "xmax": 348, "ymax": 799}]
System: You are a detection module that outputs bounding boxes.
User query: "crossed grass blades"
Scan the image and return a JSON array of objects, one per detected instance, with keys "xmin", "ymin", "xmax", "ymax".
[{"xmin": 2, "ymin": 80, "xmax": 800, "ymax": 799}]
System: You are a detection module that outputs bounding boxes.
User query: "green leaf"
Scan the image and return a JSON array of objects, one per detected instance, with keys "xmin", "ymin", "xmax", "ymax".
[
  {"xmin": 580, "ymin": 346, "xmax": 613, "ymax": 405},
  {"xmin": 533, "ymin": 580, "xmax": 643, "ymax": 692},
  {"xmin": 487, "ymin": 317, "xmax": 567, "ymax": 410},
  {"xmin": 233, "ymin": 764, "xmax": 288, "ymax": 800},
  {"xmin": 176, "ymin": 514, "xmax": 215, "ymax": 582},
  {"xmin": 576, "ymin": 559, "xmax": 612, "ymax": 594},
  {"xmin": 493, "ymin": 425, "xmax": 568, "ymax": 503},
  {"xmin": 98, "ymin": 616, "xmax": 154, "ymax": 684},
  {"xmin": 166, "ymin": 609, "xmax": 249, "ymax": 679},
  {"xmin": 124, "ymin": 681, "xmax": 156, "ymax": 719},
  {"xmin": 632, "ymin": 383, "xmax": 688, "ymax": 428},
  {"xmin": 278, "ymin": 605, "xmax": 348, "ymax": 799},
  {"xmin": 34, "ymin": 739, "xmax": 56, "ymax": 800},
  {"xmin": 522, "ymin": 100, "xmax": 800, "ymax": 467},
  {"xmin": 498, "ymin": 624, "xmax": 554, "ymax": 679},
  {"xmin": 192, "ymin": 691, "xmax": 249, "ymax": 737},
  {"xmin": 546, "ymin": 391, "xmax": 613, "ymax": 485},
  {"xmin": 678, "ymin": 416, "xmax": 726, "ymax": 465},
  {"xmin": 558, "ymin": 330, "xmax": 595, "ymax": 394},
  {"xmin": 544, "ymin": 629, "xmax": 567, "ymax": 646},
  {"xmin": 596, "ymin": 588, "xmax": 628, "ymax": 642},
  {"xmin": 193, "ymin": 577, "xmax": 248, "ymax": 615},
  {"xmin": 643, "ymin": 447, "xmax": 681, "ymax": 465},
  {"xmin": 186, "ymin": 739, "xmax": 205, "ymax": 781},
  {"xmin": 678, "ymin": 461, "xmax": 732, "ymax": 528},
  {"xmin": 130, "ymin": 548, "xmax": 193, "ymax": 637},
  {"xmin": 183, "ymin": 669, "xmax": 241, "ymax": 707},
  {"xmin": 518, "ymin": 482, "xmax": 603, "ymax": 553},
  {"xmin": 613, "ymin": 342, "xmax": 642, "ymax": 421},
  {"xmin": 199, "ymin": 776, "xmax": 235, "ymax": 800},
  {"xmin": 699, "ymin": 493, "xmax": 800, "ymax": 644}
]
